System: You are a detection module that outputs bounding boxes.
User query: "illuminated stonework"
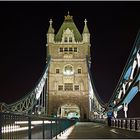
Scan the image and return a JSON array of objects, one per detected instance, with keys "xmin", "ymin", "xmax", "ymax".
[
  {"xmin": 47, "ymin": 13, "xmax": 91, "ymax": 120},
  {"xmin": 63, "ymin": 64, "xmax": 74, "ymax": 75}
]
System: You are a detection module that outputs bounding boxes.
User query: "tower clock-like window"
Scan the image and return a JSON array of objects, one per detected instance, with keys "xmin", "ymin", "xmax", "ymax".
[{"xmin": 63, "ymin": 64, "xmax": 74, "ymax": 75}]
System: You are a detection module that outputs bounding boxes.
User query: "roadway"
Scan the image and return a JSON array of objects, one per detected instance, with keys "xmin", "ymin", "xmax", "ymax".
[{"xmin": 66, "ymin": 122, "xmax": 140, "ymax": 139}]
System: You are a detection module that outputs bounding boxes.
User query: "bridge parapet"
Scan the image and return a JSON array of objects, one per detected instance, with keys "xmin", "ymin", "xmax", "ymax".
[
  {"xmin": 111, "ymin": 118, "xmax": 140, "ymax": 132},
  {"xmin": 0, "ymin": 111, "xmax": 76, "ymax": 139}
]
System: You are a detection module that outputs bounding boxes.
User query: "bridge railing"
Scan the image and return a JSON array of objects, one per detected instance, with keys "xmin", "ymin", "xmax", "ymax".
[
  {"xmin": 0, "ymin": 112, "xmax": 76, "ymax": 139},
  {"xmin": 111, "ymin": 118, "xmax": 140, "ymax": 132}
]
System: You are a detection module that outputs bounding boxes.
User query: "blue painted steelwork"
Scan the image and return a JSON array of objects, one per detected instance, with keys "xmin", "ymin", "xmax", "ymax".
[
  {"xmin": 136, "ymin": 75, "xmax": 140, "ymax": 82},
  {"xmin": 123, "ymin": 86, "xmax": 138, "ymax": 104},
  {"xmin": 124, "ymin": 67, "xmax": 132, "ymax": 80},
  {"xmin": 107, "ymin": 29, "xmax": 140, "ymax": 115}
]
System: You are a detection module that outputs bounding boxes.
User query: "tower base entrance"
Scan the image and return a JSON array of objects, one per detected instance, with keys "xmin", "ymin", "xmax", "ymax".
[{"xmin": 58, "ymin": 104, "xmax": 80, "ymax": 119}]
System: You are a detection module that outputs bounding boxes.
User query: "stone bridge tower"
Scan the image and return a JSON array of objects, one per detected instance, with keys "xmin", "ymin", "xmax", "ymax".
[{"xmin": 46, "ymin": 13, "xmax": 91, "ymax": 121}]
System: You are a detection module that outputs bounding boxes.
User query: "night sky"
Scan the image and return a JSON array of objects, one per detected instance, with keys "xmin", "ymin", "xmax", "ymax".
[{"xmin": 0, "ymin": 1, "xmax": 140, "ymax": 104}]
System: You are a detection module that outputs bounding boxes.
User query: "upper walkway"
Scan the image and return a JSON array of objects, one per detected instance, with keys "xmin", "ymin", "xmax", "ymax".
[{"xmin": 57, "ymin": 122, "xmax": 140, "ymax": 139}]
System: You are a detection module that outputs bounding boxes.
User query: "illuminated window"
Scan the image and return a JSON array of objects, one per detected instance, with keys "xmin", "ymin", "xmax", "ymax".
[
  {"xmin": 56, "ymin": 69, "xmax": 60, "ymax": 74},
  {"xmin": 74, "ymin": 85, "xmax": 80, "ymax": 91},
  {"xmin": 63, "ymin": 64, "xmax": 74, "ymax": 75},
  {"xmin": 58, "ymin": 85, "xmax": 63, "ymax": 91},
  {"xmin": 59, "ymin": 48, "xmax": 63, "ymax": 52},
  {"xmin": 78, "ymin": 68, "xmax": 82, "ymax": 74},
  {"xmin": 64, "ymin": 83, "xmax": 73, "ymax": 91}
]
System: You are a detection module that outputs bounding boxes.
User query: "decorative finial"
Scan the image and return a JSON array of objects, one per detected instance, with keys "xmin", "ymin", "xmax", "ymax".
[
  {"xmin": 64, "ymin": 12, "xmax": 73, "ymax": 21},
  {"xmin": 84, "ymin": 19, "xmax": 87, "ymax": 24},
  {"xmin": 49, "ymin": 19, "xmax": 53, "ymax": 25},
  {"xmin": 83, "ymin": 18, "xmax": 89, "ymax": 34}
]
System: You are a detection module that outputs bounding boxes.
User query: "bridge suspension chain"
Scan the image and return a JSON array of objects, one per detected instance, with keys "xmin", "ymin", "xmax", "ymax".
[
  {"xmin": 1, "ymin": 57, "xmax": 51, "ymax": 115},
  {"xmin": 86, "ymin": 56, "xmax": 106, "ymax": 118}
]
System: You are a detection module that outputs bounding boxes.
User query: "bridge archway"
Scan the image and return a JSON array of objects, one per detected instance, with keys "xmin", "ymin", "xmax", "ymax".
[{"xmin": 57, "ymin": 103, "xmax": 80, "ymax": 119}]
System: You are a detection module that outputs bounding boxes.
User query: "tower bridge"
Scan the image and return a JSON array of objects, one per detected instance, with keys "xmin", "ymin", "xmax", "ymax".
[
  {"xmin": 0, "ymin": 13, "xmax": 105, "ymax": 120},
  {"xmin": 0, "ymin": 13, "xmax": 140, "ymax": 139}
]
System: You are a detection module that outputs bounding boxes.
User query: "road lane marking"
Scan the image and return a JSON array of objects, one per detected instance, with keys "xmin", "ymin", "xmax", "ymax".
[
  {"xmin": 110, "ymin": 129, "xmax": 130, "ymax": 137},
  {"xmin": 110, "ymin": 129, "xmax": 119, "ymax": 134}
]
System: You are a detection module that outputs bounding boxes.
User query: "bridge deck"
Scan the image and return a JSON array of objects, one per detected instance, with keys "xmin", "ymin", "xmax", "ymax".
[{"xmin": 62, "ymin": 122, "xmax": 140, "ymax": 139}]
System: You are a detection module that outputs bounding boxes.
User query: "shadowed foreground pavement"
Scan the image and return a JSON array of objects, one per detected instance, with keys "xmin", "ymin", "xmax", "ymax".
[{"xmin": 68, "ymin": 122, "xmax": 140, "ymax": 139}]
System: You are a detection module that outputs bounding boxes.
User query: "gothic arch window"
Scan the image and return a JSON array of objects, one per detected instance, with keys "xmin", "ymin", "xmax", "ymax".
[
  {"xmin": 63, "ymin": 64, "xmax": 74, "ymax": 75},
  {"xmin": 64, "ymin": 37, "xmax": 68, "ymax": 42},
  {"xmin": 69, "ymin": 37, "xmax": 72, "ymax": 42},
  {"xmin": 62, "ymin": 28, "xmax": 75, "ymax": 43}
]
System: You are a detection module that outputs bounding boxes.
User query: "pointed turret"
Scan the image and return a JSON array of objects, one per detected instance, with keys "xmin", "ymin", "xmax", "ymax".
[
  {"xmin": 48, "ymin": 19, "xmax": 54, "ymax": 33},
  {"xmin": 47, "ymin": 19, "xmax": 54, "ymax": 43},
  {"xmin": 82, "ymin": 19, "xmax": 90, "ymax": 43},
  {"xmin": 83, "ymin": 19, "xmax": 89, "ymax": 33}
]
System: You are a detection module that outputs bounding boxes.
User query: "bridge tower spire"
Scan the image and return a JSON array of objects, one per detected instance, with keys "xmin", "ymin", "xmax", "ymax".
[
  {"xmin": 82, "ymin": 19, "xmax": 90, "ymax": 43},
  {"xmin": 47, "ymin": 19, "xmax": 54, "ymax": 43}
]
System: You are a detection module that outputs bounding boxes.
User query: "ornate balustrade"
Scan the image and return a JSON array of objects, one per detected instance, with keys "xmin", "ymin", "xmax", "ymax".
[{"xmin": 111, "ymin": 118, "xmax": 140, "ymax": 132}]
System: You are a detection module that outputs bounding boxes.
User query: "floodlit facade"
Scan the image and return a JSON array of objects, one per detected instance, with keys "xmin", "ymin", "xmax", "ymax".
[{"xmin": 46, "ymin": 13, "xmax": 91, "ymax": 120}]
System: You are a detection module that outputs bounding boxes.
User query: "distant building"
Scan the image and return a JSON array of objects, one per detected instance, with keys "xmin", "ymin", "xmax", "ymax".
[{"xmin": 46, "ymin": 13, "xmax": 91, "ymax": 120}]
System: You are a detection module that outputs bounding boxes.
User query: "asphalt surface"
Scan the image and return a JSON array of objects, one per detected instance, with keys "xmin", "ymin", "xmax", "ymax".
[{"xmin": 68, "ymin": 122, "xmax": 140, "ymax": 139}]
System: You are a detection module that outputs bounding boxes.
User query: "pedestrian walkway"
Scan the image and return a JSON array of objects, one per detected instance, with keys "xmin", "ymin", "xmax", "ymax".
[{"xmin": 64, "ymin": 122, "xmax": 140, "ymax": 139}]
